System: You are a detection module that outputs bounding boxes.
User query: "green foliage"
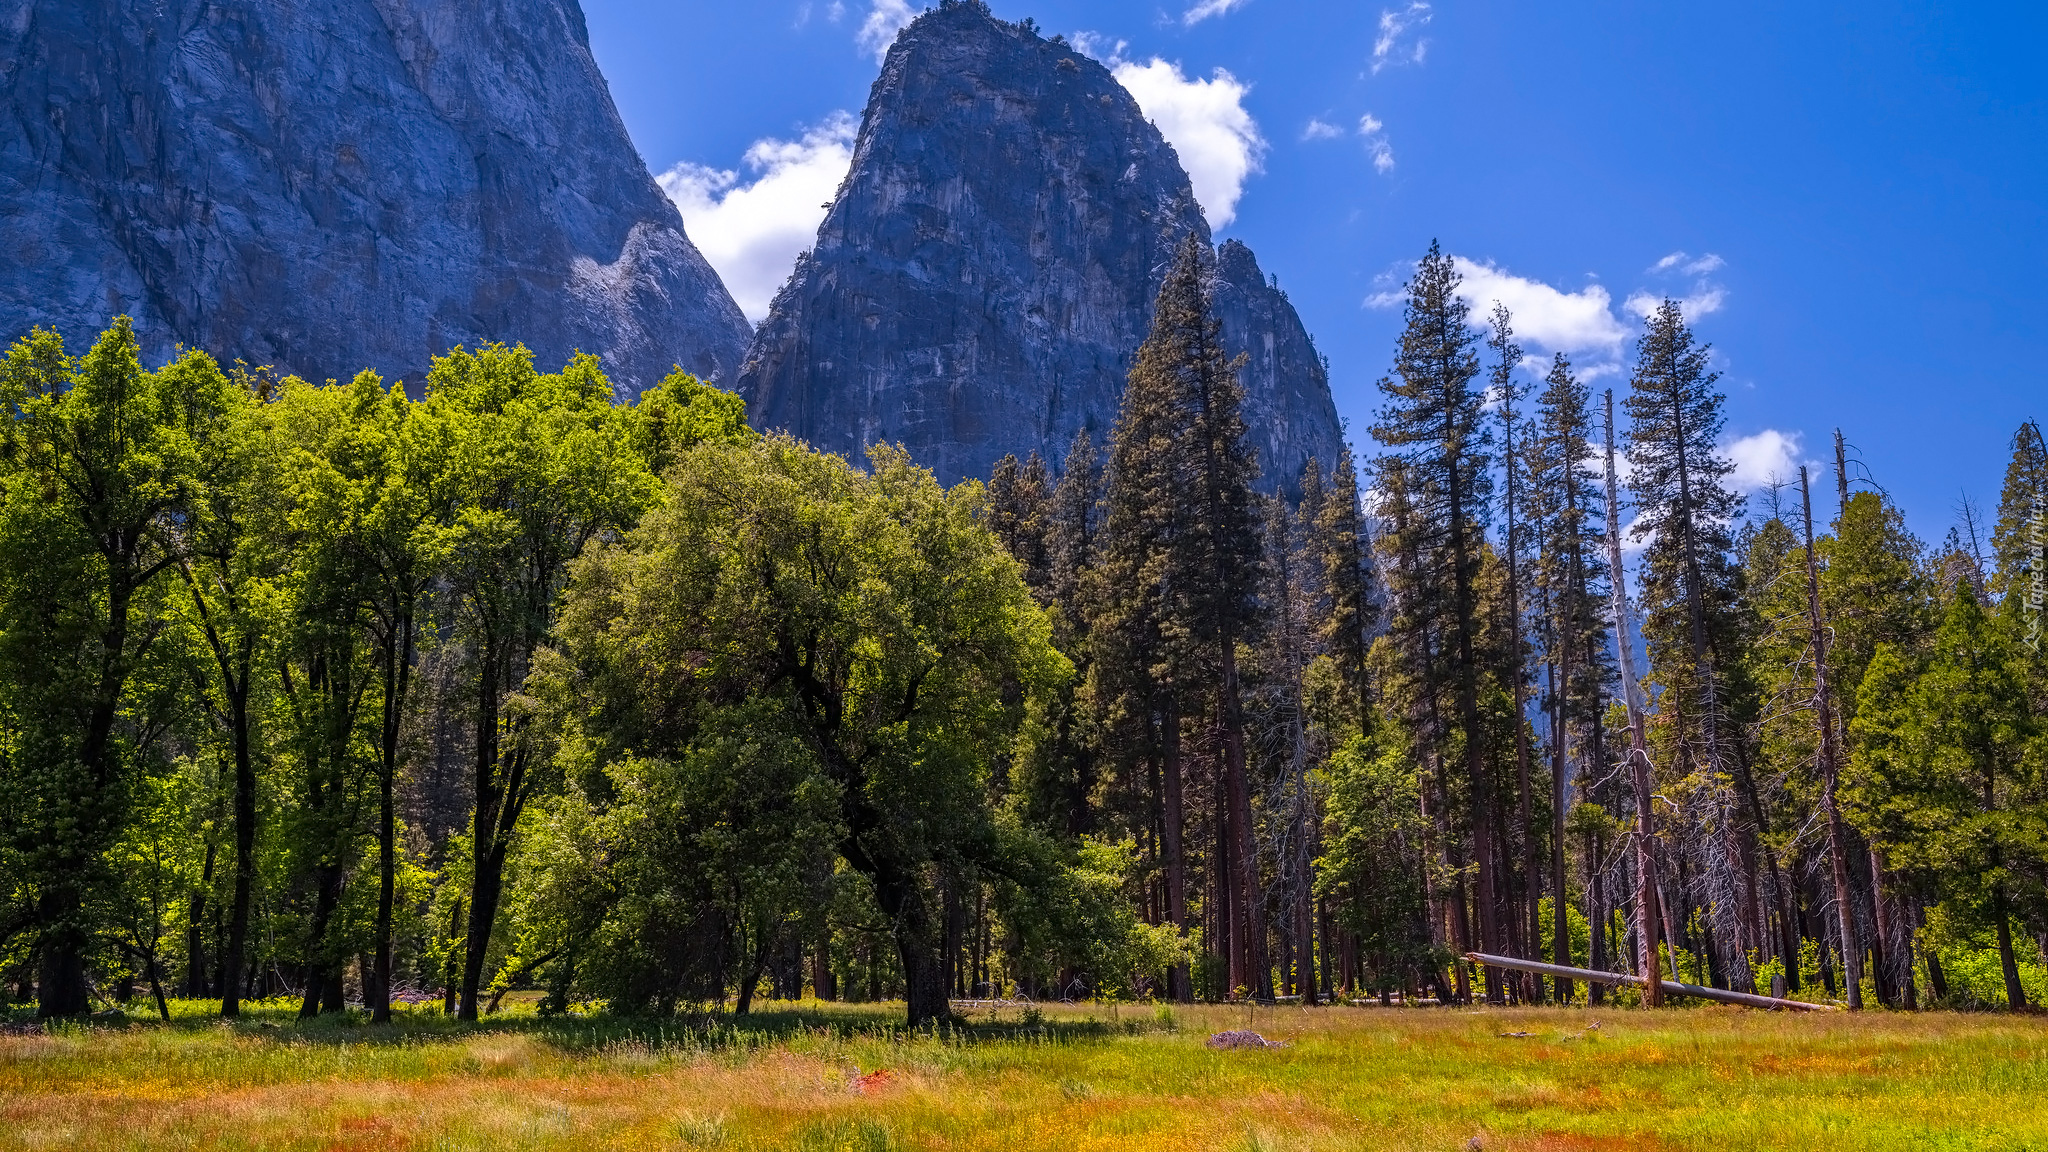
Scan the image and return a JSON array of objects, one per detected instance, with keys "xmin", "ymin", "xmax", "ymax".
[
  {"xmin": 0, "ymin": 319, "xmax": 234, "ymax": 1014},
  {"xmin": 1849, "ymin": 589, "xmax": 2041, "ymax": 897},
  {"xmin": 1315, "ymin": 732, "xmax": 1440, "ymax": 991},
  {"xmin": 546, "ymin": 436, "xmax": 1067, "ymax": 1024}
]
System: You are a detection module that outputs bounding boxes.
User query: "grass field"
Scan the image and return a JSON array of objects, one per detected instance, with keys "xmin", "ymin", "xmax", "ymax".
[{"xmin": 1, "ymin": 998, "xmax": 2043, "ymax": 1151}]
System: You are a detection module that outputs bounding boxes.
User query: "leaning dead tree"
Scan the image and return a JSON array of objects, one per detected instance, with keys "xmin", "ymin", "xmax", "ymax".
[{"xmin": 1466, "ymin": 952, "xmax": 1835, "ymax": 1012}]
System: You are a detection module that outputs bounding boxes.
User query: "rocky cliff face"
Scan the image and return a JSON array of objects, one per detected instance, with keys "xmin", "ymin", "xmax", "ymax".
[
  {"xmin": 0, "ymin": 0, "xmax": 752, "ymax": 395},
  {"xmin": 740, "ymin": 0, "xmax": 1345, "ymax": 491}
]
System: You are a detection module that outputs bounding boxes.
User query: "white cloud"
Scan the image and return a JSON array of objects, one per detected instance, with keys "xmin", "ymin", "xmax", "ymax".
[
  {"xmin": 1636, "ymin": 250, "xmax": 1728, "ymax": 319},
  {"xmin": 1724, "ymin": 429, "xmax": 1807, "ymax": 493},
  {"xmin": 1070, "ymin": 32, "xmax": 1127, "ymax": 64},
  {"xmin": 658, "ymin": 113, "xmax": 859, "ymax": 323},
  {"xmin": 1451, "ymin": 257, "xmax": 1630, "ymax": 359},
  {"xmin": 1302, "ymin": 117, "xmax": 1344, "ymax": 141},
  {"xmin": 1112, "ymin": 59, "xmax": 1267, "ymax": 229},
  {"xmin": 1184, "ymin": 0, "xmax": 1250, "ymax": 25},
  {"xmin": 1357, "ymin": 113, "xmax": 1394, "ymax": 172},
  {"xmin": 1652, "ymin": 250, "xmax": 1725, "ymax": 276},
  {"xmin": 1372, "ymin": 2, "xmax": 1432, "ymax": 74},
  {"xmin": 857, "ymin": 0, "xmax": 918, "ymax": 63},
  {"xmin": 1625, "ymin": 287, "xmax": 1727, "ymax": 322}
]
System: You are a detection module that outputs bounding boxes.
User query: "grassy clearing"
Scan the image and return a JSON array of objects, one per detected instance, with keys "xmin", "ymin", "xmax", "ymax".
[{"xmin": 1, "ymin": 998, "xmax": 2043, "ymax": 1150}]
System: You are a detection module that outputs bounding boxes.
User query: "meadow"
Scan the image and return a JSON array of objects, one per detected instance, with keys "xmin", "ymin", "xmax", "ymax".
[{"xmin": 1, "ymin": 998, "xmax": 2042, "ymax": 1151}]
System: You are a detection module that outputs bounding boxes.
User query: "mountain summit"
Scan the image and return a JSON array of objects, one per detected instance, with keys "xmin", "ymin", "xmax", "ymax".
[
  {"xmin": 0, "ymin": 0, "xmax": 752, "ymax": 393},
  {"xmin": 740, "ymin": 0, "xmax": 1346, "ymax": 489}
]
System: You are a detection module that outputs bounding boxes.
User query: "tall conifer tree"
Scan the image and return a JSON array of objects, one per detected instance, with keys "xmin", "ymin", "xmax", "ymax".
[
  {"xmin": 1488, "ymin": 304, "xmax": 1543, "ymax": 991},
  {"xmin": 1523, "ymin": 353, "xmax": 1612, "ymax": 995},
  {"xmin": 1370, "ymin": 241, "xmax": 1502, "ymax": 999},
  {"xmin": 1624, "ymin": 299, "xmax": 1753, "ymax": 990},
  {"xmin": 1150, "ymin": 235, "xmax": 1265, "ymax": 996},
  {"xmin": 1315, "ymin": 449, "xmax": 1376, "ymax": 734}
]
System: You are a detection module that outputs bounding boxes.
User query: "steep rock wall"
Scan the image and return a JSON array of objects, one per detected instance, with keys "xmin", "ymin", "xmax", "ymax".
[
  {"xmin": 0, "ymin": 0, "xmax": 752, "ymax": 394},
  {"xmin": 740, "ymin": 1, "xmax": 1345, "ymax": 490}
]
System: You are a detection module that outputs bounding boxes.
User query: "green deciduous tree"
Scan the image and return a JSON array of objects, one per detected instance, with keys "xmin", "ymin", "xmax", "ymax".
[
  {"xmin": 0, "ymin": 320, "xmax": 229, "ymax": 1016},
  {"xmin": 429, "ymin": 345, "xmax": 666, "ymax": 1020},
  {"xmin": 550, "ymin": 437, "xmax": 1067, "ymax": 1026}
]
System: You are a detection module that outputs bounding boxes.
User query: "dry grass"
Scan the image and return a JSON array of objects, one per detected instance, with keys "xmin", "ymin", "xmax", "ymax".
[{"xmin": 1, "ymin": 998, "xmax": 2043, "ymax": 1150}]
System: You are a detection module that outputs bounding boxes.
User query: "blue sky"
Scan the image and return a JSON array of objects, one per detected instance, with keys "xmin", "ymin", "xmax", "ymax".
[{"xmin": 583, "ymin": 0, "xmax": 2045, "ymax": 542}]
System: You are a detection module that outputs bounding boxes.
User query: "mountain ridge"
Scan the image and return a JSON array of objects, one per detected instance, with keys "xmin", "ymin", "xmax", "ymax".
[{"xmin": 739, "ymin": 0, "xmax": 1348, "ymax": 490}]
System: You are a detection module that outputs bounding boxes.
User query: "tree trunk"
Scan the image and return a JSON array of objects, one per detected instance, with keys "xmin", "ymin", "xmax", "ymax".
[
  {"xmin": 441, "ymin": 897, "xmax": 464, "ymax": 1015},
  {"xmin": 459, "ymin": 839, "xmax": 509, "ymax": 1021},
  {"xmin": 1218, "ymin": 647, "xmax": 1261, "ymax": 999},
  {"xmin": 371, "ymin": 753, "xmax": 394, "ymax": 1021},
  {"xmin": 299, "ymin": 862, "xmax": 343, "ymax": 1018},
  {"xmin": 1994, "ymin": 888, "xmax": 2028, "ymax": 1010},
  {"xmin": 1549, "ymin": 660, "xmax": 1572, "ymax": 1004},
  {"xmin": 371, "ymin": 610, "xmax": 413, "ymax": 1024},
  {"xmin": 188, "ymin": 840, "xmax": 215, "ymax": 997},
  {"xmin": 872, "ymin": 862, "xmax": 949, "ymax": 1027},
  {"xmin": 1921, "ymin": 902, "xmax": 1949, "ymax": 1002},
  {"xmin": 1866, "ymin": 848, "xmax": 1896, "ymax": 1008},
  {"xmin": 35, "ymin": 890, "xmax": 90, "ymax": 1018},
  {"xmin": 1588, "ymin": 832, "xmax": 1607, "ymax": 1005},
  {"xmin": 1602, "ymin": 392, "xmax": 1661, "ymax": 1006},
  {"xmin": 736, "ymin": 930, "xmax": 770, "ymax": 1015},
  {"xmin": 461, "ymin": 648, "xmax": 532, "ymax": 1021},
  {"xmin": 1160, "ymin": 700, "xmax": 1190, "ymax": 1001},
  {"xmin": 814, "ymin": 937, "xmax": 837, "ymax": 1001},
  {"xmin": 146, "ymin": 952, "xmax": 170, "ymax": 1021},
  {"xmin": 221, "ymin": 686, "xmax": 257, "ymax": 1019}
]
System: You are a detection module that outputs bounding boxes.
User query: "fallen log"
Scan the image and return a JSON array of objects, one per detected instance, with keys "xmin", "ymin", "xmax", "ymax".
[{"xmin": 1464, "ymin": 952, "xmax": 1837, "ymax": 1012}]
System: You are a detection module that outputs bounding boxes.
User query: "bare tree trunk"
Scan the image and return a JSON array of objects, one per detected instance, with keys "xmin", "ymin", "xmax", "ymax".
[
  {"xmin": 1588, "ymin": 830, "xmax": 1608, "ymax": 1005},
  {"xmin": 1603, "ymin": 392, "xmax": 1662, "ymax": 1006}
]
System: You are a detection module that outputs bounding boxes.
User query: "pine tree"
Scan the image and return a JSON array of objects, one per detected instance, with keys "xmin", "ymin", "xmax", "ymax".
[
  {"xmin": 1088, "ymin": 246, "xmax": 1206, "ymax": 997},
  {"xmin": 1372, "ymin": 455, "xmax": 1467, "ymax": 999},
  {"xmin": 1737, "ymin": 508, "xmax": 1811, "ymax": 990},
  {"xmin": 1148, "ymin": 235, "xmax": 1265, "ymax": 997},
  {"xmin": 1046, "ymin": 432, "xmax": 1100, "ymax": 645},
  {"xmin": 1798, "ymin": 467, "xmax": 1865, "ymax": 1008},
  {"xmin": 989, "ymin": 451, "xmax": 1053, "ymax": 597},
  {"xmin": 1522, "ymin": 353, "xmax": 1614, "ymax": 997},
  {"xmin": 1487, "ymin": 305, "xmax": 1544, "ymax": 994},
  {"xmin": 1600, "ymin": 389, "xmax": 1665, "ymax": 1004},
  {"xmin": 1988, "ymin": 421, "xmax": 2047, "ymax": 605},
  {"xmin": 1624, "ymin": 299, "xmax": 1754, "ymax": 990},
  {"xmin": 1314, "ymin": 449, "xmax": 1376, "ymax": 735},
  {"xmin": 1257, "ymin": 491, "xmax": 1319, "ymax": 1002},
  {"xmin": 1369, "ymin": 241, "xmax": 1502, "ymax": 999},
  {"xmin": 1849, "ymin": 585, "xmax": 2039, "ymax": 1008}
]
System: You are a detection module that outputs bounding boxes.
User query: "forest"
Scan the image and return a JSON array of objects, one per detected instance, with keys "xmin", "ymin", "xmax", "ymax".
[{"xmin": 1, "ymin": 236, "xmax": 2043, "ymax": 1028}]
